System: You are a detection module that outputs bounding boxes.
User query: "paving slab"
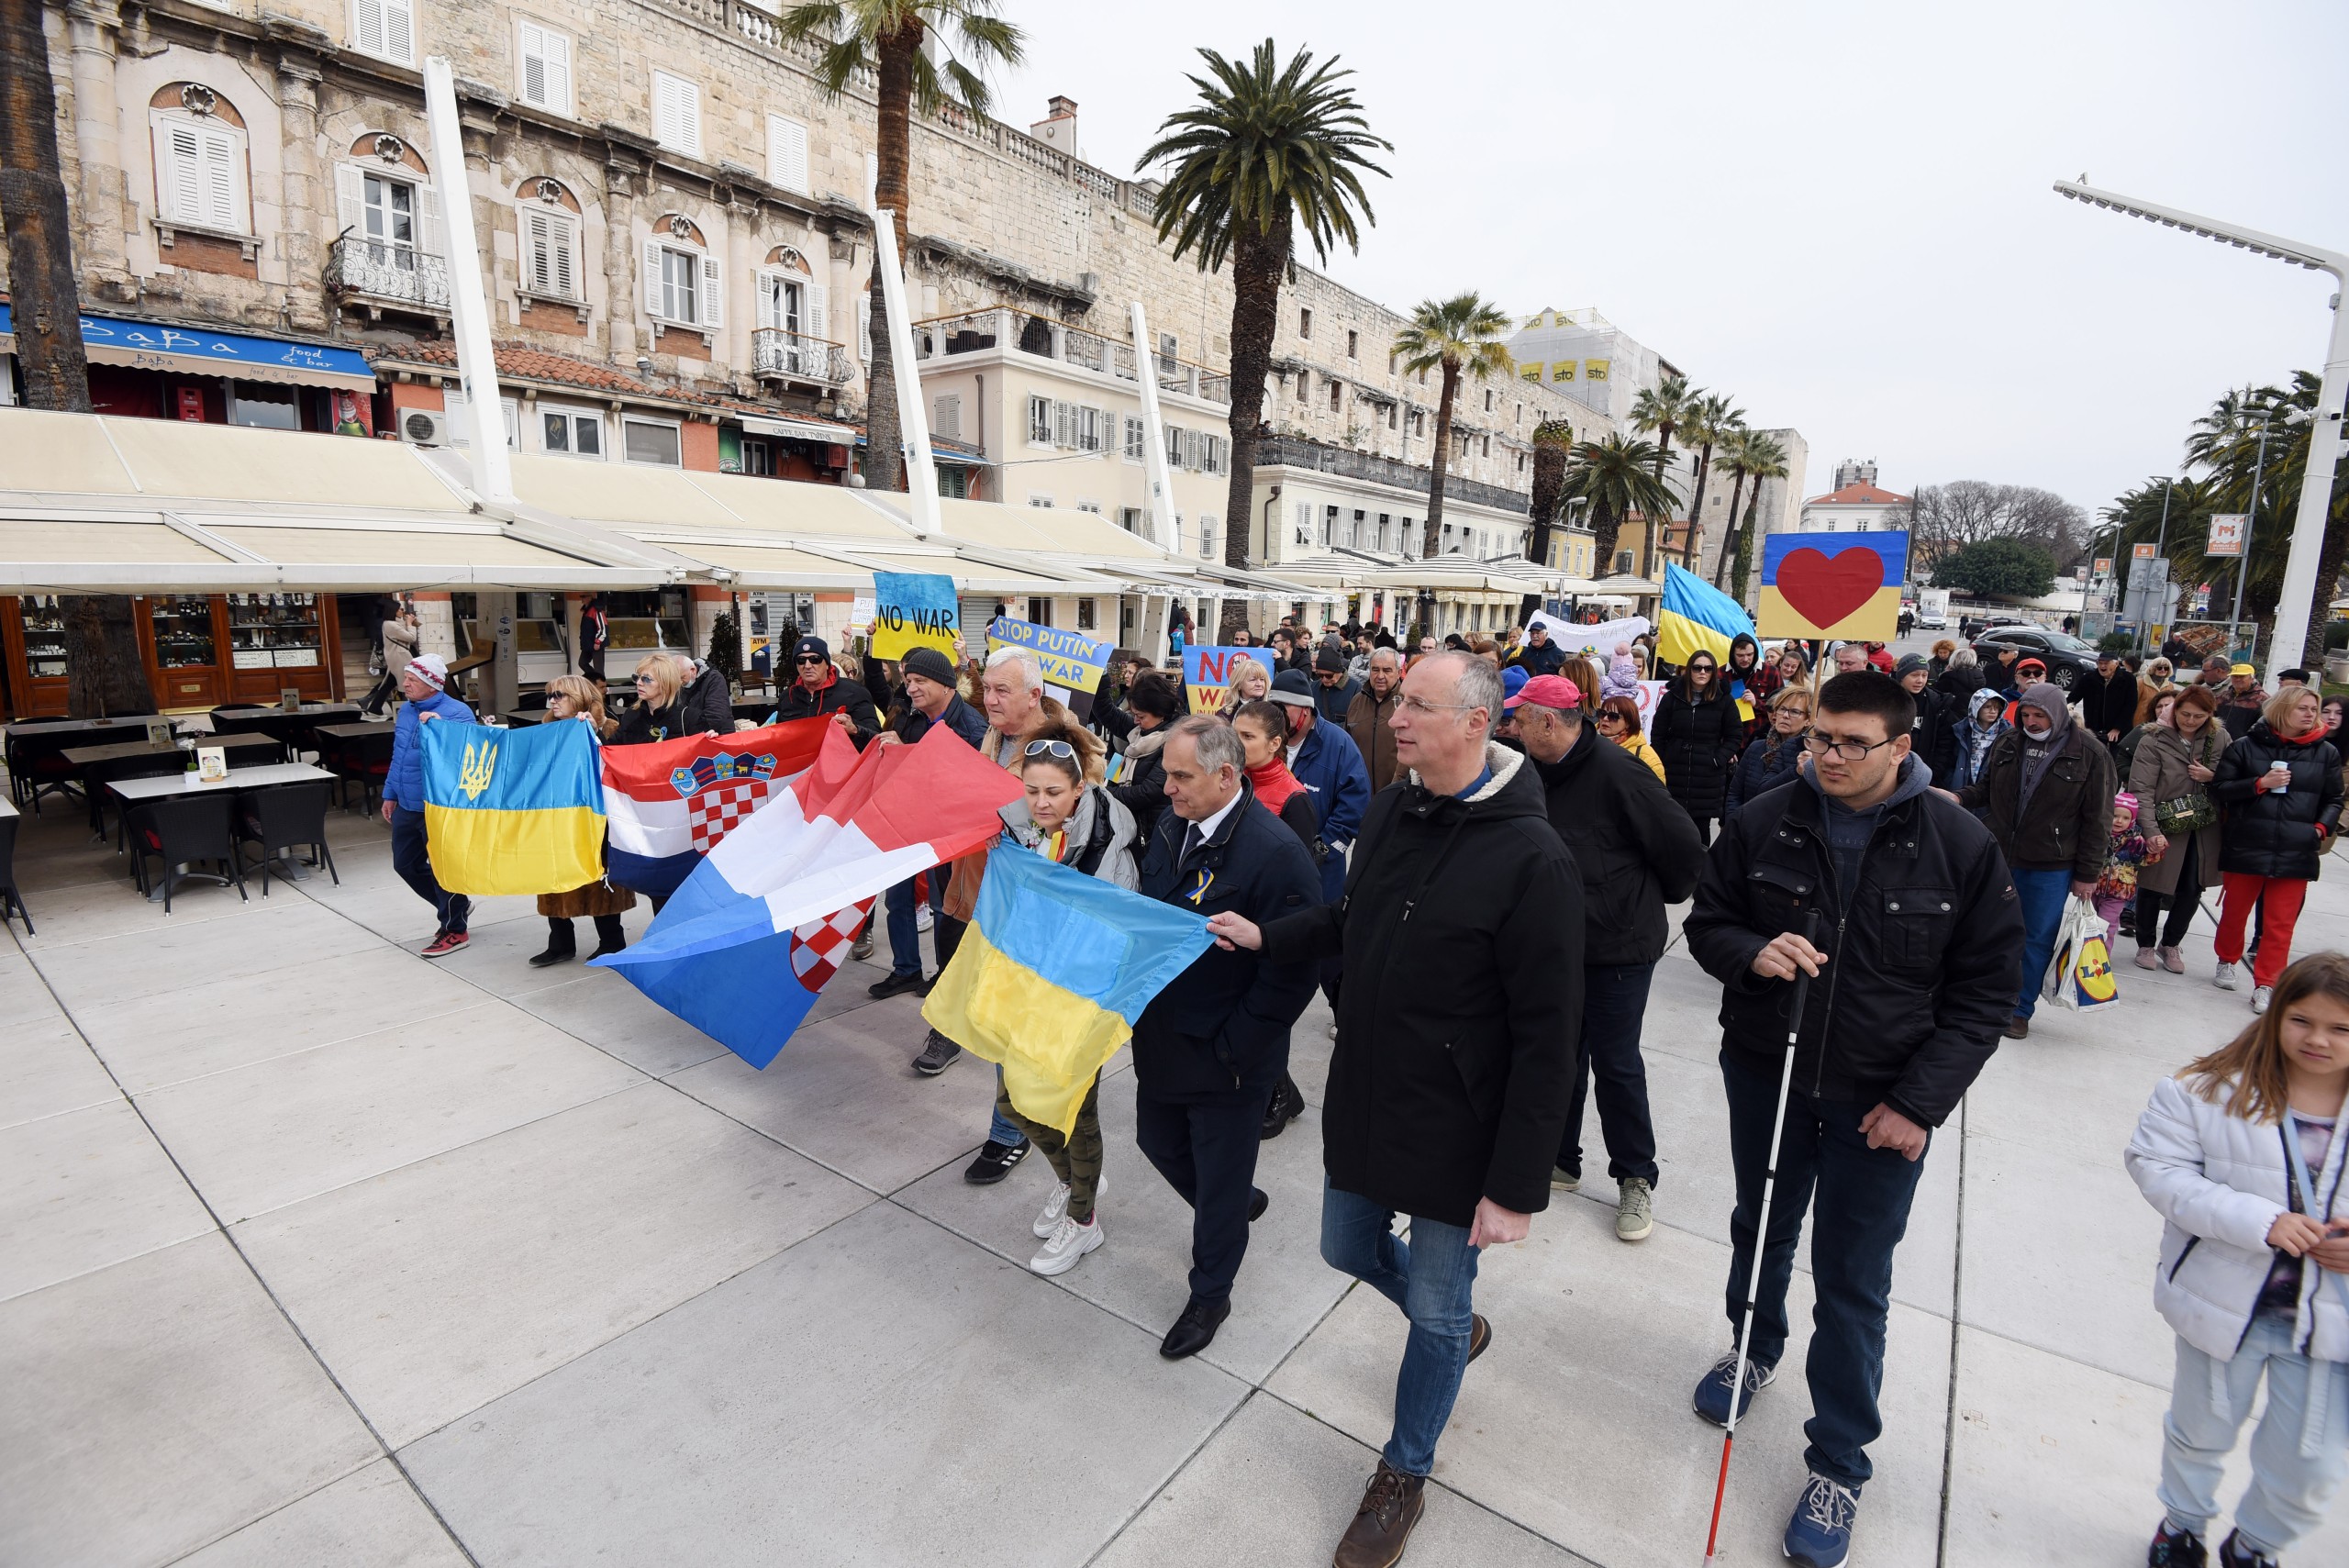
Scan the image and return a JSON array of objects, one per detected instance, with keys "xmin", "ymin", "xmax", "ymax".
[
  {"xmin": 234, "ymin": 1081, "xmax": 870, "ymax": 1448},
  {"xmin": 8, "ymin": 869, "xmax": 266, "ymax": 949},
  {"xmin": 510, "ymin": 966, "xmax": 732, "ymax": 1076},
  {"xmin": 28, "ymin": 901, "xmax": 384, "ymax": 1008},
  {"xmin": 1943, "ymin": 1324, "xmax": 2349, "ymax": 1566},
  {"xmin": 0, "ymin": 1232, "xmax": 381, "ymax": 1568},
  {"xmin": 0, "ymin": 995, "xmax": 120, "ymax": 1129},
  {"xmin": 134, "ymin": 999, "xmax": 643, "ymax": 1222},
  {"xmin": 0, "ymin": 1094, "xmax": 214, "ymax": 1301},
  {"xmin": 896, "ymin": 1061, "xmax": 1352, "ymax": 1385},
  {"xmin": 173, "ymin": 1459, "xmax": 469, "ymax": 1568},
  {"xmin": 1268, "ymin": 1196, "xmax": 1951, "ymax": 1568},
  {"xmin": 667, "ymin": 995, "xmax": 1007, "ymax": 1192},
  {"xmin": 66, "ymin": 941, "xmax": 482, "ymax": 1094},
  {"xmin": 1094, "ymin": 1392, "xmax": 1599, "ymax": 1568},
  {"xmin": 401, "ymin": 1203, "xmax": 1247, "ymax": 1568}
]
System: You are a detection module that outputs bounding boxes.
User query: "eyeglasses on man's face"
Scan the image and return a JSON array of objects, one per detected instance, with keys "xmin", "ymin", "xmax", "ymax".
[
  {"xmin": 796, "ymin": 655, "xmax": 828, "ymax": 667},
  {"xmin": 1397, "ymin": 694, "xmax": 1476, "ymax": 717},
  {"xmin": 1802, "ymin": 729, "xmax": 1896, "ymax": 762}
]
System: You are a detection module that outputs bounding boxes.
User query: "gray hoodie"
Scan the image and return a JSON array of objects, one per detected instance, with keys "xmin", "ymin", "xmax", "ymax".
[
  {"xmin": 2014, "ymin": 680, "xmax": 2072, "ymax": 816},
  {"xmin": 1806, "ymin": 751, "xmax": 1935, "ymax": 904}
]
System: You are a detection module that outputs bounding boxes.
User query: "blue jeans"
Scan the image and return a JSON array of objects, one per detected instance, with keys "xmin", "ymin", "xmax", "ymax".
[
  {"xmin": 1720, "ymin": 1049, "xmax": 1926, "ymax": 1491},
  {"xmin": 883, "ymin": 874, "xmax": 922, "ymax": 978},
  {"xmin": 2010, "ymin": 866, "xmax": 2073, "ymax": 1018},
  {"xmin": 1320, "ymin": 1183, "xmax": 1482, "ymax": 1477},
  {"xmin": 988, "ymin": 1065, "xmax": 1024, "ymax": 1150},
  {"xmin": 1558, "ymin": 962, "xmax": 1660, "ymax": 1184},
  {"xmin": 2161, "ymin": 1316, "xmax": 2349, "ymax": 1555},
  {"xmin": 390, "ymin": 806, "xmax": 468, "ymax": 935}
]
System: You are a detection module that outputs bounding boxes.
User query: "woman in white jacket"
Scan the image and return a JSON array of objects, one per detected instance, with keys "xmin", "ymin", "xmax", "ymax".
[{"xmin": 2126, "ymin": 952, "xmax": 2349, "ymax": 1568}]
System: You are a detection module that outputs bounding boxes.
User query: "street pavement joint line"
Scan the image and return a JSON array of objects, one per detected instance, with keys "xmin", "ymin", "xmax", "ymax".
[
  {"xmin": 6, "ymin": 929, "xmax": 487, "ymax": 1568},
  {"xmin": 1073, "ymin": 1387, "xmax": 1294, "ymax": 1568},
  {"xmin": 1936, "ymin": 1094, "xmax": 1969, "ymax": 1568}
]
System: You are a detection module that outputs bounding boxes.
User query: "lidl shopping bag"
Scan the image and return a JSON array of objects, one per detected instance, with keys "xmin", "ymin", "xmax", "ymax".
[{"xmin": 2043, "ymin": 895, "xmax": 2120, "ymax": 1013}]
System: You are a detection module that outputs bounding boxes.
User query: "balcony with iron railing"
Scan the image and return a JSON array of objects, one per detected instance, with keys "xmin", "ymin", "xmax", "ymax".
[
  {"xmin": 751, "ymin": 329, "xmax": 852, "ymax": 386},
  {"xmin": 911, "ymin": 306, "xmax": 1231, "ymax": 406},
  {"xmin": 328, "ymin": 236, "xmax": 451, "ymax": 316},
  {"xmin": 1253, "ymin": 433, "xmax": 1536, "ymax": 517}
]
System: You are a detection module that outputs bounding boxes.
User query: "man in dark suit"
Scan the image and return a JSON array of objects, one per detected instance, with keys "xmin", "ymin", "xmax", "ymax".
[{"xmin": 1130, "ymin": 715, "xmax": 1321, "ymax": 1362}]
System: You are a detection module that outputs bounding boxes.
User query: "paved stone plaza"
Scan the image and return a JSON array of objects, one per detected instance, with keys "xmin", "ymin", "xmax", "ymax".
[{"xmin": 6, "ymin": 774, "xmax": 2349, "ymax": 1567}]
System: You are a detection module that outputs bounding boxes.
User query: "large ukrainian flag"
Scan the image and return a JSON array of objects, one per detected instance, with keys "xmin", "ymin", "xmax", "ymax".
[
  {"xmin": 1656, "ymin": 562, "xmax": 1757, "ymax": 669},
  {"xmin": 924, "ymin": 842, "xmax": 1214, "ymax": 1137},
  {"xmin": 418, "ymin": 718, "xmax": 605, "ymax": 896}
]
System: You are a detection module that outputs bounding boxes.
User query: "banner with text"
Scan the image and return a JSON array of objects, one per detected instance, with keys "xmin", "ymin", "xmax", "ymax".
[
  {"xmin": 1181, "ymin": 646, "xmax": 1253, "ymax": 714},
  {"xmin": 1529, "ymin": 612, "xmax": 1651, "ymax": 657},
  {"xmin": 986, "ymin": 617, "xmax": 1113, "ymax": 695},
  {"xmin": 870, "ymin": 573, "xmax": 961, "ymax": 661}
]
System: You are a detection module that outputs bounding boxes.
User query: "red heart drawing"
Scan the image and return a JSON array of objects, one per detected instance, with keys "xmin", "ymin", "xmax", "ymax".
[{"xmin": 1775, "ymin": 547, "xmax": 1884, "ymax": 629}]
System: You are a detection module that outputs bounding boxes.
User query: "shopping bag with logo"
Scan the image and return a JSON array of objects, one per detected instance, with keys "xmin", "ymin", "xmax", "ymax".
[{"xmin": 2043, "ymin": 895, "xmax": 2120, "ymax": 1013}]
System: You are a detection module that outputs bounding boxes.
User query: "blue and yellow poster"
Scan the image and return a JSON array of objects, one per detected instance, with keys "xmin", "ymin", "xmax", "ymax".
[{"xmin": 1757, "ymin": 532, "xmax": 1909, "ymax": 641}]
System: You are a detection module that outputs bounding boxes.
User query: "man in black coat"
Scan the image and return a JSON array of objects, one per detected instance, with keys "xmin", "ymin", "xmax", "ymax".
[
  {"xmin": 769, "ymin": 635, "xmax": 881, "ymax": 742},
  {"xmin": 2076, "ymin": 649, "xmax": 2141, "ymax": 753},
  {"xmin": 870, "ymin": 646, "xmax": 988, "ymax": 1011},
  {"xmin": 676, "ymin": 655, "xmax": 736, "ymax": 737},
  {"xmin": 1508, "ymin": 620, "xmax": 1568, "ymax": 677},
  {"xmin": 1507, "ymin": 673, "xmax": 1704, "ymax": 1243},
  {"xmin": 1209, "ymin": 652, "xmax": 1581, "ymax": 1568},
  {"xmin": 1894, "ymin": 653, "xmax": 1956, "ymax": 784},
  {"xmin": 1683, "ymin": 672, "xmax": 2021, "ymax": 1567},
  {"xmin": 1106, "ymin": 670, "xmax": 1181, "ymax": 840},
  {"xmin": 1130, "ymin": 715, "xmax": 1320, "ymax": 1363}
]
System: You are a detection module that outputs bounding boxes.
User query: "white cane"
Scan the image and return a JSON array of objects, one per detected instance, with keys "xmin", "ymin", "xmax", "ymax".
[{"xmin": 1703, "ymin": 907, "xmax": 1823, "ymax": 1565}]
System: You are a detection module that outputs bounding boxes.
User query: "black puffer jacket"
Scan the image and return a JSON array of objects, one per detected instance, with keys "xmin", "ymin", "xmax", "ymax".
[
  {"xmin": 2211, "ymin": 721, "xmax": 2344, "ymax": 881},
  {"xmin": 1107, "ymin": 725, "xmax": 1171, "ymax": 839},
  {"xmin": 1131, "ymin": 782, "xmax": 1321, "ymax": 1103},
  {"xmin": 770, "ymin": 671, "xmax": 880, "ymax": 746},
  {"xmin": 1651, "ymin": 685, "xmax": 1742, "ymax": 818},
  {"xmin": 1528, "ymin": 724, "xmax": 1704, "ymax": 966},
  {"xmin": 1684, "ymin": 759, "xmax": 2022, "ymax": 1128},
  {"xmin": 1260, "ymin": 745, "xmax": 1583, "ymax": 1226}
]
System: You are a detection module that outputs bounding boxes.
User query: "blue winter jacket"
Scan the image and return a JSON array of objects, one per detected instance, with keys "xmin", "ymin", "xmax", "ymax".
[
  {"xmin": 384, "ymin": 690, "xmax": 476, "ymax": 811},
  {"xmin": 1289, "ymin": 718, "xmax": 1373, "ymax": 902},
  {"xmin": 1724, "ymin": 729, "xmax": 1807, "ymax": 820}
]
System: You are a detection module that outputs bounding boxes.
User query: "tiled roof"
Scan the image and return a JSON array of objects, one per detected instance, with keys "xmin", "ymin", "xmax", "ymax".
[
  {"xmin": 371, "ymin": 339, "xmax": 664, "ymax": 397},
  {"xmin": 1804, "ymin": 482, "xmax": 1911, "ymax": 506}
]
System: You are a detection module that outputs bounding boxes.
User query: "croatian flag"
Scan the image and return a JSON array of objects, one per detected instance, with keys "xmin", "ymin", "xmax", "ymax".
[
  {"xmin": 601, "ymin": 717, "xmax": 833, "ymax": 897},
  {"xmin": 591, "ymin": 724, "xmax": 1024, "ymax": 1068}
]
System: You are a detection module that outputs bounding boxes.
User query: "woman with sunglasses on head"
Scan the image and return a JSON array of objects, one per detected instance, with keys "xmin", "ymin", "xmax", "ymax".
[
  {"xmin": 1595, "ymin": 695, "xmax": 1666, "ymax": 781},
  {"xmin": 1652, "ymin": 651, "xmax": 1742, "ymax": 842},
  {"xmin": 612, "ymin": 654, "xmax": 690, "ymax": 744},
  {"xmin": 986, "ymin": 727, "xmax": 1139, "ymax": 1276}
]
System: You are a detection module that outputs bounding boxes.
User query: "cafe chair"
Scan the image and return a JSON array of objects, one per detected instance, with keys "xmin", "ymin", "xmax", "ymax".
[
  {"xmin": 21, "ymin": 751, "xmax": 83, "ymax": 817},
  {"xmin": 127, "ymin": 794, "xmax": 248, "ymax": 913},
  {"xmin": 0, "ymin": 816, "xmax": 30, "ymax": 934},
  {"xmin": 325, "ymin": 728, "xmax": 395, "ymax": 813},
  {"xmin": 234, "ymin": 782, "xmax": 339, "ymax": 895}
]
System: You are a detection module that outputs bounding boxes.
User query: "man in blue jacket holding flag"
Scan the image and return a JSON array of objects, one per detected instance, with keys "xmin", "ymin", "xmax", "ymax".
[{"xmin": 379, "ymin": 652, "xmax": 475, "ymax": 957}]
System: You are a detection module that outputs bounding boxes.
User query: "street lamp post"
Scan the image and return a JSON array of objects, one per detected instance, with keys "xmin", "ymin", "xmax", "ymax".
[
  {"xmin": 2138, "ymin": 476, "xmax": 2173, "ymax": 657},
  {"xmin": 2054, "ymin": 180, "xmax": 2346, "ymax": 685}
]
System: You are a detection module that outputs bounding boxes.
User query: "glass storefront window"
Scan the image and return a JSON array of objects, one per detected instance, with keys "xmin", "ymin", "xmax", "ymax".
[{"xmin": 150, "ymin": 595, "xmax": 217, "ymax": 669}]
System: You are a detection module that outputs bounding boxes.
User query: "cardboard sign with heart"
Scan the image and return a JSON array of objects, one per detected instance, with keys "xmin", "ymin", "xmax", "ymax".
[{"xmin": 1757, "ymin": 530, "xmax": 1909, "ymax": 640}]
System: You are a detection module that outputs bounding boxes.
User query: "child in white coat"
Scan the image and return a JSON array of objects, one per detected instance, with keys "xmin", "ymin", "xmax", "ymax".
[{"xmin": 2127, "ymin": 951, "xmax": 2349, "ymax": 1567}]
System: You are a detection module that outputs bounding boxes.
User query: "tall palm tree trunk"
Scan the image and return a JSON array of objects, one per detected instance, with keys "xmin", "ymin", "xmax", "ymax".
[
  {"xmin": 1, "ymin": 0, "xmax": 90, "ymax": 412},
  {"xmin": 1217, "ymin": 215, "xmax": 1286, "ymax": 641},
  {"xmin": 1642, "ymin": 432, "xmax": 1675, "ymax": 580},
  {"xmin": 1711, "ymin": 470, "xmax": 1748, "ymax": 587},
  {"xmin": 1523, "ymin": 435, "xmax": 1567, "ymax": 624},
  {"xmin": 1419, "ymin": 361, "xmax": 1459, "ymax": 561},
  {"xmin": 2300, "ymin": 494, "xmax": 2349, "ymax": 667},
  {"xmin": 862, "ymin": 25, "xmax": 920, "ymax": 495},
  {"xmin": 1731, "ymin": 489, "xmax": 1763, "ymax": 604},
  {"xmin": 1683, "ymin": 444, "xmax": 1713, "ymax": 571}
]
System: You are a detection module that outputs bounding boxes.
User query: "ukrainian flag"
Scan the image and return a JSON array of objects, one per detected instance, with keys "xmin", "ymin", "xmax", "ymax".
[
  {"xmin": 923, "ymin": 842, "xmax": 1214, "ymax": 1137},
  {"xmin": 1656, "ymin": 562, "xmax": 1757, "ymax": 670},
  {"xmin": 418, "ymin": 719, "xmax": 605, "ymax": 896}
]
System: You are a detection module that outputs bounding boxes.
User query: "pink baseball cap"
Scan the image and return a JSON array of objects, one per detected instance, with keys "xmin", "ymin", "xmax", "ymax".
[{"xmin": 1507, "ymin": 673, "xmax": 1583, "ymax": 712}]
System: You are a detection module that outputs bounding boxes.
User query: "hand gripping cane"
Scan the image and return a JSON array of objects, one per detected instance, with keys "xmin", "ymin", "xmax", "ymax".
[{"xmin": 1702, "ymin": 908, "xmax": 1822, "ymax": 1565}]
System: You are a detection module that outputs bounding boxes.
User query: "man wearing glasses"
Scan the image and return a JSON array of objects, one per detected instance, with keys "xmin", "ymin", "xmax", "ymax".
[
  {"xmin": 1682, "ymin": 671, "xmax": 2020, "ymax": 1568},
  {"xmin": 768, "ymin": 635, "xmax": 880, "ymax": 742}
]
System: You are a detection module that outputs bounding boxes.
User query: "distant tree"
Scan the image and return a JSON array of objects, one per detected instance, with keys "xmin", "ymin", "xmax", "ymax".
[
  {"xmin": 706, "ymin": 606, "xmax": 744, "ymax": 686},
  {"xmin": 1933, "ymin": 538, "xmax": 2058, "ymax": 600},
  {"xmin": 1907, "ymin": 481, "xmax": 2087, "ymax": 569},
  {"xmin": 1560, "ymin": 434, "xmax": 1681, "ymax": 579},
  {"xmin": 1718, "ymin": 430, "xmax": 1788, "ymax": 602},
  {"xmin": 1522, "ymin": 417, "xmax": 1573, "ymax": 623},
  {"xmin": 1628, "ymin": 375, "xmax": 1698, "ymax": 577},
  {"xmin": 1675, "ymin": 392, "xmax": 1744, "ymax": 571},
  {"xmin": 1394, "ymin": 292, "xmax": 1515, "ymax": 562}
]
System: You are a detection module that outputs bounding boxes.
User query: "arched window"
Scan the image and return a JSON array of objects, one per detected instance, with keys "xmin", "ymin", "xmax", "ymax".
[
  {"xmin": 645, "ymin": 215, "xmax": 720, "ymax": 331},
  {"xmin": 150, "ymin": 83, "xmax": 250, "ymax": 236},
  {"xmin": 753, "ymin": 246, "xmax": 822, "ymax": 341},
  {"xmin": 518, "ymin": 178, "xmax": 582, "ymax": 302}
]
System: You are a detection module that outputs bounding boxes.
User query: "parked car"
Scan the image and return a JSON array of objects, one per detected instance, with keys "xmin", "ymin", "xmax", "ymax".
[{"xmin": 1970, "ymin": 624, "xmax": 2102, "ymax": 692}]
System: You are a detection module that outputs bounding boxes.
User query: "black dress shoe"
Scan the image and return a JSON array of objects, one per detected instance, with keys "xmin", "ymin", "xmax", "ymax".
[
  {"xmin": 867, "ymin": 970, "xmax": 924, "ymax": 1000},
  {"xmin": 1247, "ymin": 1187, "xmax": 1269, "ymax": 1222},
  {"xmin": 1159, "ymin": 1296, "xmax": 1230, "ymax": 1360},
  {"xmin": 1259, "ymin": 1073, "xmax": 1306, "ymax": 1140}
]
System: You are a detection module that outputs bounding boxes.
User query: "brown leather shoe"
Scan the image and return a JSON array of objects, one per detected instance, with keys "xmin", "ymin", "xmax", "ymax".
[
  {"xmin": 1333, "ymin": 1461, "xmax": 1426, "ymax": 1568},
  {"xmin": 2001, "ymin": 1013, "xmax": 2029, "ymax": 1040},
  {"xmin": 1467, "ymin": 1313, "xmax": 1491, "ymax": 1363}
]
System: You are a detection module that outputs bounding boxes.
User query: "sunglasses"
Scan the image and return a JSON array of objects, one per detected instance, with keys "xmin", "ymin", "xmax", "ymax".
[
  {"xmin": 796, "ymin": 655, "xmax": 828, "ymax": 666},
  {"xmin": 1022, "ymin": 739, "xmax": 1076, "ymax": 760}
]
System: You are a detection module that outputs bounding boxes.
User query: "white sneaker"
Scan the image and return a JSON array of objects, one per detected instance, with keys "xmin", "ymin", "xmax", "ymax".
[
  {"xmin": 1029, "ymin": 1213, "xmax": 1102, "ymax": 1275},
  {"xmin": 1032, "ymin": 1171, "xmax": 1104, "ymax": 1237},
  {"xmin": 2252, "ymin": 985, "xmax": 2273, "ymax": 1014},
  {"xmin": 915, "ymin": 901, "xmax": 934, "ymax": 933},
  {"xmin": 2214, "ymin": 962, "xmax": 2239, "ymax": 992}
]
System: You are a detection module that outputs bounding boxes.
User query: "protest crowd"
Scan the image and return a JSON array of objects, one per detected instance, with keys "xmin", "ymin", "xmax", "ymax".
[{"xmin": 371, "ymin": 595, "xmax": 2349, "ymax": 1568}]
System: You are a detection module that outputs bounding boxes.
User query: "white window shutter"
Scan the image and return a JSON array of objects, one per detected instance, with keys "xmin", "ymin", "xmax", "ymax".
[
  {"xmin": 197, "ymin": 128, "xmax": 237, "ymax": 229},
  {"xmin": 551, "ymin": 216, "xmax": 574, "ymax": 297},
  {"xmin": 353, "ymin": 0, "xmax": 384, "ymax": 57},
  {"xmin": 856, "ymin": 297, "xmax": 871, "ymax": 361},
  {"xmin": 805, "ymin": 281, "xmax": 827, "ymax": 340},
  {"xmin": 157, "ymin": 124, "xmax": 199, "ymax": 223},
  {"xmin": 381, "ymin": 0, "xmax": 415, "ymax": 62},
  {"xmin": 698, "ymin": 253, "xmax": 722, "ymax": 330},
  {"xmin": 644, "ymin": 239, "xmax": 664, "ymax": 317},
  {"xmin": 767, "ymin": 116, "xmax": 808, "ymax": 192},
  {"xmin": 519, "ymin": 21, "xmax": 546, "ymax": 103},
  {"xmin": 333, "ymin": 161, "xmax": 363, "ymax": 238},
  {"xmin": 754, "ymin": 269, "xmax": 780, "ymax": 330},
  {"xmin": 414, "ymin": 182, "xmax": 443, "ymax": 258},
  {"xmin": 524, "ymin": 211, "xmax": 551, "ymax": 293}
]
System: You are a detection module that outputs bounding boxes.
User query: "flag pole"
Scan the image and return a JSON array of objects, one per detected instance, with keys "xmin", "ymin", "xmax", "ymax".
[{"xmin": 1704, "ymin": 907, "xmax": 1822, "ymax": 1565}]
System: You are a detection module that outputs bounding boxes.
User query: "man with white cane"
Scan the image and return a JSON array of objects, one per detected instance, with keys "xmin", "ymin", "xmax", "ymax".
[{"xmin": 1683, "ymin": 671, "xmax": 2021, "ymax": 1566}]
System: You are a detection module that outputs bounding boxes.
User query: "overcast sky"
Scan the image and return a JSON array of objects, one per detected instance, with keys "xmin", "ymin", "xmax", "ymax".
[{"xmin": 986, "ymin": 0, "xmax": 2347, "ymax": 517}]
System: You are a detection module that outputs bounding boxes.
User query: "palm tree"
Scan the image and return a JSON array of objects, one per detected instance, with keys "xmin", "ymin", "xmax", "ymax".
[
  {"xmin": 1719, "ymin": 430, "xmax": 1788, "ymax": 604},
  {"xmin": 1394, "ymin": 293, "xmax": 1514, "ymax": 562},
  {"xmin": 1628, "ymin": 374, "xmax": 1696, "ymax": 576},
  {"xmin": 1559, "ymin": 434, "xmax": 1680, "ymax": 579},
  {"xmin": 1142, "ymin": 40, "xmax": 1389, "ymax": 640},
  {"xmin": 1521, "ymin": 417, "xmax": 1573, "ymax": 624},
  {"xmin": 1, "ymin": 0, "xmax": 90, "ymax": 412},
  {"xmin": 1677, "ymin": 392, "xmax": 1743, "ymax": 572},
  {"xmin": 780, "ymin": 1, "xmax": 1024, "ymax": 494}
]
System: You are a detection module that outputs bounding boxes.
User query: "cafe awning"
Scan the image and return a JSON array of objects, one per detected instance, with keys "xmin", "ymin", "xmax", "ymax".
[{"xmin": 0, "ymin": 304, "xmax": 377, "ymax": 394}]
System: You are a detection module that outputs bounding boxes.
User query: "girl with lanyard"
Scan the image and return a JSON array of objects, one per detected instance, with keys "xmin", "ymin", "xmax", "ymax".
[
  {"xmin": 2128, "ymin": 952, "xmax": 2349, "ymax": 1568},
  {"xmin": 992, "ymin": 731, "xmax": 1141, "ymax": 1276}
]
